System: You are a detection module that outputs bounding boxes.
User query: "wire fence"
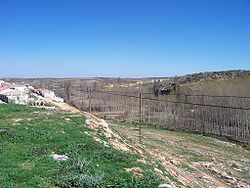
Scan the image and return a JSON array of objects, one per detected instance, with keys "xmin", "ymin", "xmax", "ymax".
[{"xmin": 76, "ymin": 90, "xmax": 250, "ymax": 145}]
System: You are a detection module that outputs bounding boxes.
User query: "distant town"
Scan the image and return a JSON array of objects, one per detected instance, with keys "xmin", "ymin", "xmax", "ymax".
[{"xmin": 0, "ymin": 80, "xmax": 63, "ymax": 106}]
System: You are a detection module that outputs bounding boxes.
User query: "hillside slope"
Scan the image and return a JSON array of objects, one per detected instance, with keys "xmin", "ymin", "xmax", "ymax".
[
  {"xmin": 1, "ymin": 102, "xmax": 250, "ymax": 187},
  {"xmin": 0, "ymin": 104, "xmax": 163, "ymax": 188},
  {"xmin": 110, "ymin": 122, "xmax": 250, "ymax": 188}
]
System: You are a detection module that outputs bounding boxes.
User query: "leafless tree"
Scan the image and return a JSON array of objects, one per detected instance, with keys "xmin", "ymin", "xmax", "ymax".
[
  {"xmin": 64, "ymin": 81, "xmax": 71, "ymax": 102},
  {"xmin": 153, "ymin": 80, "xmax": 161, "ymax": 97}
]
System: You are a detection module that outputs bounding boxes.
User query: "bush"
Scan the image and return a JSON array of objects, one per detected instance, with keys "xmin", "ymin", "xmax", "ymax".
[{"xmin": 56, "ymin": 157, "xmax": 103, "ymax": 188}]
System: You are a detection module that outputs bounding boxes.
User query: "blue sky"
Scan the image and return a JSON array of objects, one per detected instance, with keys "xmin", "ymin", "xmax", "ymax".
[{"xmin": 0, "ymin": 0, "xmax": 249, "ymax": 78}]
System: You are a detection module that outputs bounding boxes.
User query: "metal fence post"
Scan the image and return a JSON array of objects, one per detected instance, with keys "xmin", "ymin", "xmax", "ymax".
[
  {"xmin": 184, "ymin": 94, "xmax": 188, "ymax": 103},
  {"xmin": 139, "ymin": 92, "xmax": 143, "ymax": 143},
  {"xmin": 89, "ymin": 89, "xmax": 92, "ymax": 113}
]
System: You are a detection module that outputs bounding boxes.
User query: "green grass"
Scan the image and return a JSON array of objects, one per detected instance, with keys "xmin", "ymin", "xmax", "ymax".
[{"xmin": 0, "ymin": 104, "xmax": 163, "ymax": 188}]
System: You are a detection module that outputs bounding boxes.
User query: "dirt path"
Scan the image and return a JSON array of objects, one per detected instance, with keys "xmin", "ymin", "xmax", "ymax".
[
  {"xmin": 109, "ymin": 123, "xmax": 250, "ymax": 188},
  {"xmin": 45, "ymin": 99, "xmax": 81, "ymax": 114}
]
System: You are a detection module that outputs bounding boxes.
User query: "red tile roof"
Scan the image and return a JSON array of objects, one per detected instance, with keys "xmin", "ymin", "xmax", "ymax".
[
  {"xmin": 0, "ymin": 87, "xmax": 10, "ymax": 93},
  {"xmin": 2, "ymin": 83, "xmax": 12, "ymax": 87}
]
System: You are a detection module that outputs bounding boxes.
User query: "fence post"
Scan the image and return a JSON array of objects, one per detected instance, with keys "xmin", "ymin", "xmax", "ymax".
[
  {"xmin": 184, "ymin": 94, "xmax": 188, "ymax": 103},
  {"xmin": 89, "ymin": 89, "xmax": 92, "ymax": 113},
  {"xmin": 139, "ymin": 92, "xmax": 143, "ymax": 143}
]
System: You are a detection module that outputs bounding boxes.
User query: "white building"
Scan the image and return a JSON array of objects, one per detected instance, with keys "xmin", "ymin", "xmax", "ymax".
[
  {"xmin": 11, "ymin": 85, "xmax": 29, "ymax": 92},
  {"xmin": 1, "ymin": 90, "xmax": 32, "ymax": 104},
  {"xmin": 0, "ymin": 80, "xmax": 4, "ymax": 87},
  {"xmin": 38, "ymin": 89, "xmax": 64, "ymax": 102}
]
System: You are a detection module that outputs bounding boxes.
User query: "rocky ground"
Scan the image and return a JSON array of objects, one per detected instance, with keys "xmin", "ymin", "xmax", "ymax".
[{"xmin": 109, "ymin": 123, "xmax": 250, "ymax": 188}]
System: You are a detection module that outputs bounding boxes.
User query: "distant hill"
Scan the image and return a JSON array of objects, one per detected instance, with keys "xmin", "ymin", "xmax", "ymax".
[
  {"xmin": 1, "ymin": 69, "xmax": 250, "ymax": 100},
  {"xmin": 178, "ymin": 70, "xmax": 250, "ymax": 84},
  {"xmin": 175, "ymin": 70, "xmax": 250, "ymax": 98}
]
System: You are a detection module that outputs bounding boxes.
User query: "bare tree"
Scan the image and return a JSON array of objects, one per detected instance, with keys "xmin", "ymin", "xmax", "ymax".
[
  {"xmin": 153, "ymin": 80, "xmax": 160, "ymax": 98},
  {"xmin": 93, "ymin": 81, "xmax": 98, "ymax": 91},
  {"xmin": 117, "ymin": 77, "xmax": 121, "ymax": 85},
  {"xmin": 64, "ymin": 81, "xmax": 71, "ymax": 102}
]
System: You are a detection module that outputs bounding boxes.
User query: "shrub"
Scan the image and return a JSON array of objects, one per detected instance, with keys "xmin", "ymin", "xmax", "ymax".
[{"xmin": 56, "ymin": 157, "xmax": 103, "ymax": 188}]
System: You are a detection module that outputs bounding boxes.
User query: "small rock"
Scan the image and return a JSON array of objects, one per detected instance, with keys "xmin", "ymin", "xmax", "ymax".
[
  {"xmin": 210, "ymin": 166, "xmax": 221, "ymax": 175},
  {"xmin": 221, "ymin": 172, "xmax": 228, "ymax": 178},
  {"xmin": 221, "ymin": 172, "xmax": 237, "ymax": 184},
  {"xmin": 51, "ymin": 153, "xmax": 69, "ymax": 161},
  {"xmin": 160, "ymin": 156, "xmax": 166, "ymax": 162},
  {"xmin": 210, "ymin": 157, "xmax": 216, "ymax": 162},
  {"xmin": 227, "ymin": 171, "xmax": 233, "ymax": 175},
  {"xmin": 85, "ymin": 119, "xmax": 91, "ymax": 125},
  {"xmin": 158, "ymin": 184, "xmax": 176, "ymax": 188},
  {"xmin": 0, "ymin": 129, "xmax": 7, "ymax": 133},
  {"xmin": 154, "ymin": 168, "xmax": 163, "ymax": 175},
  {"xmin": 234, "ymin": 168, "xmax": 242, "ymax": 172},
  {"xmin": 124, "ymin": 167, "xmax": 143, "ymax": 178},
  {"xmin": 99, "ymin": 119, "xmax": 113, "ymax": 139},
  {"xmin": 231, "ymin": 161, "xmax": 242, "ymax": 169},
  {"xmin": 170, "ymin": 159, "xmax": 180, "ymax": 166},
  {"xmin": 100, "ymin": 119, "xmax": 108, "ymax": 129},
  {"xmin": 137, "ymin": 158, "xmax": 147, "ymax": 164},
  {"xmin": 237, "ymin": 181, "xmax": 250, "ymax": 188}
]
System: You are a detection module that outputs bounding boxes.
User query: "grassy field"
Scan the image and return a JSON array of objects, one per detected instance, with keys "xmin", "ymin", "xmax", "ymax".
[{"xmin": 0, "ymin": 104, "xmax": 162, "ymax": 188}]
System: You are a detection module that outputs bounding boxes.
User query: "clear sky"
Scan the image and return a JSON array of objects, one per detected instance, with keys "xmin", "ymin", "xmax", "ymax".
[{"xmin": 0, "ymin": 0, "xmax": 249, "ymax": 78}]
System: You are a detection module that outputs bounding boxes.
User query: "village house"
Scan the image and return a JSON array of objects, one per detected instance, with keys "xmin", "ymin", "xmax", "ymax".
[
  {"xmin": 0, "ymin": 80, "xmax": 64, "ymax": 105},
  {"xmin": 0, "ymin": 89, "xmax": 32, "ymax": 104},
  {"xmin": 0, "ymin": 80, "xmax": 4, "ymax": 87},
  {"xmin": 36, "ymin": 89, "xmax": 64, "ymax": 103}
]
